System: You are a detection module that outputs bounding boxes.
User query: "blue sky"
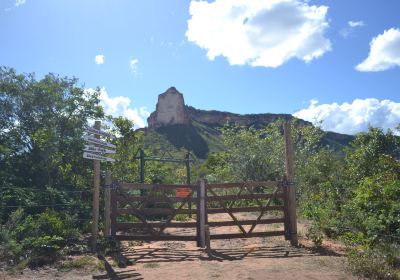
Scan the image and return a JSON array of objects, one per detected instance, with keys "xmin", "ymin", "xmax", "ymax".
[{"xmin": 1, "ymin": 0, "xmax": 399, "ymax": 134}]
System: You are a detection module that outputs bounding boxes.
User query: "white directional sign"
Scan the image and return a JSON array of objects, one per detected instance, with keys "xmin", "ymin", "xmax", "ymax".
[
  {"xmin": 85, "ymin": 126, "xmax": 115, "ymax": 139},
  {"xmin": 83, "ymin": 152, "xmax": 115, "ymax": 162},
  {"xmin": 83, "ymin": 136, "xmax": 116, "ymax": 149},
  {"xmin": 84, "ymin": 145, "xmax": 116, "ymax": 154}
]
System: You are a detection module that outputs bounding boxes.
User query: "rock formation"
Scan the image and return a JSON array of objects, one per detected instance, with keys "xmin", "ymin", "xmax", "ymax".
[
  {"xmin": 147, "ymin": 87, "xmax": 309, "ymax": 129},
  {"xmin": 147, "ymin": 87, "xmax": 190, "ymax": 129}
]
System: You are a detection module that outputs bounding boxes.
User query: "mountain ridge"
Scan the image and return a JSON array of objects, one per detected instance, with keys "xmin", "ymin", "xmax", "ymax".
[{"xmin": 143, "ymin": 87, "xmax": 354, "ymax": 158}]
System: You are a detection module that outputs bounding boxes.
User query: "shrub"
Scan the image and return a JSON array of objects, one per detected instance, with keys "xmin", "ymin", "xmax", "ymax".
[
  {"xmin": 0, "ymin": 209, "xmax": 80, "ymax": 267},
  {"xmin": 346, "ymin": 244, "xmax": 400, "ymax": 280}
]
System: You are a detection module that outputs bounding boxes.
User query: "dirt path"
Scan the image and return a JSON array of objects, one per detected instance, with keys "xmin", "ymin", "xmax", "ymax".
[
  {"xmin": 1, "ymin": 213, "xmax": 356, "ymax": 280},
  {"xmin": 100, "ymin": 213, "xmax": 355, "ymax": 280}
]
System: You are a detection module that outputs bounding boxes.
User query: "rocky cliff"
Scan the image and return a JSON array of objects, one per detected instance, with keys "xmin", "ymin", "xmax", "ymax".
[
  {"xmin": 147, "ymin": 87, "xmax": 309, "ymax": 129},
  {"xmin": 145, "ymin": 87, "xmax": 353, "ymax": 158},
  {"xmin": 147, "ymin": 87, "xmax": 189, "ymax": 129}
]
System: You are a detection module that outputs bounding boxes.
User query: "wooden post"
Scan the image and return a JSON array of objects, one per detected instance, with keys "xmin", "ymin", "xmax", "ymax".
[
  {"xmin": 282, "ymin": 175, "xmax": 290, "ymax": 240},
  {"xmin": 104, "ymin": 170, "xmax": 112, "ymax": 237},
  {"xmin": 139, "ymin": 149, "xmax": 145, "ymax": 196},
  {"xmin": 186, "ymin": 152, "xmax": 192, "ymax": 218},
  {"xmin": 111, "ymin": 188, "xmax": 117, "ymax": 237},
  {"xmin": 205, "ymin": 225, "xmax": 211, "ymax": 255},
  {"xmin": 284, "ymin": 120, "xmax": 298, "ymax": 246},
  {"xmin": 198, "ymin": 179, "xmax": 206, "ymax": 248},
  {"xmin": 91, "ymin": 120, "xmax": 101, "ymax": 251}
]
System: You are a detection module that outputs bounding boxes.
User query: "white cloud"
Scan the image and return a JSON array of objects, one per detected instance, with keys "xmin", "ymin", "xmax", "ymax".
[
  {"xmin": 95, "ymin": 54, "xmax": 105, "ymax": 65},
  {"xmin": 4, "ymin": 0, "xmax": 26, "ymax": 11},
  {"xmin": 294, "ymin": 98, "xmax": 400, "ymax": 135},
  {"xmin": 356, "ymin": 28, "xmax": 400, "ymax": 72},
  {"xmin": 86, "ymin": 88, "xmax": 149, "ymax": 128},
  {"xmin": 15, "ymin": 0, "xmax": 26, "ymax": 7},
  {"xmin": 340, "ymin": 20, "xmax": 365, "ymax": 38},
  {"xmin": 348, "ymin": 20, "xmax": 364, "ymax": 28},
  {"xmin": 186, "ymin": 0, "xmax": 331, "ymax": 68},
  {"xmin": 129, "ymin": 59, "xmax": 139, "ymax": 76}
]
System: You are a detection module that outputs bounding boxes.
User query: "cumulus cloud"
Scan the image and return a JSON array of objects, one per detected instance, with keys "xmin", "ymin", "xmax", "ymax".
[
  {"xmin": 294, "ymin": 98, "xmax": 400, "ymax": 135},
  {"xmin": 356, "ymin": 28, "xmax": 400, "ymax": 72},
  {"xmin": 340, "ymin": 20, "xmax": 365, "ymax": 38},
  {"xmin": 186, "ymin": 0, "xmax": 331, "ymax": 68},
  {"xmin": 129, "ymin": 59, "xmax": 139, "ymax": 76},
  {"xmin": 95, "ymin": 54, "xmax": 105, "ymax": 65},
  {"xmin": 86, "ymin": 88, "xmax": 149, "ymax": 128}
]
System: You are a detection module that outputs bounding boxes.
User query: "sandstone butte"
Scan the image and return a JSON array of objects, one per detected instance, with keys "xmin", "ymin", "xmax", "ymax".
[{"xmin": 147, "ymin": 87, "xmax": 309, "ymax": 129}]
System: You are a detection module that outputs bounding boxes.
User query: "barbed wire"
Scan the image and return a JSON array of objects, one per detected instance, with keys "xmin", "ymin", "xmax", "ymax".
[
  {"xmin": 0, "ymin": 187, "xmax": 92, "ymax": 193},
  {"xmin": 1, "ymin": 203, "xmax": 91, "ymax": 209}
]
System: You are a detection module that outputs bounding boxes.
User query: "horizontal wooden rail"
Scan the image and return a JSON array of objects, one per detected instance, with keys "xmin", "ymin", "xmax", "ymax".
[
  {"xmin": 116, "ymin": 195, "xmax": 197, "ymax": 203},
  {"xmin": 117, "ymin": 208, "xmax": 196, "ymax": 216},
  {"xmin": 210, "ymin": 231, "xmax": 285, "ymax": 240},
  {"xmin": 206, "ymin": 193, "xmax": 284, "ymax": 202},
  {"xmin": 207, "ymin": 206, "xmax": 284, "ymax": 214},
  {"xmin": 120, "ymin": 183, "xmax": 197, "ymax": 191},
  {"xmin": 116, "ymin": 222, "xmax": 197, "ymax": 230},
  {"xmin": 115, "ymin": 235, "xmax": 197, "ymax": 241},
  {"xmin": 207, "ymin": 181, "xmax": 280, "ymax": 189},
  {"xmin": 207, "ymin": 218, "xmax": 284, "ymax": 227}
]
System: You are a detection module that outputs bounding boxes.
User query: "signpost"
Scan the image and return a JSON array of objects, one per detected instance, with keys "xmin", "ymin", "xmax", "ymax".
[
  {"xmin": 85, "ymin": 126, "xmax": 116, "ymax": 139},
  {"xmin": 82, "ymin": 121, "xmax": 116, "ymax": 251},
  {"xmin": 83, "ymin": 152, "xmax": 115, "ymax": 162},
  {"xmin": 83, "ymin": 136, "xmax": 116, "ymax": 149},
  {"xmin": 84, "ymin": 145, "xmax": 116, "ymax": 154}
]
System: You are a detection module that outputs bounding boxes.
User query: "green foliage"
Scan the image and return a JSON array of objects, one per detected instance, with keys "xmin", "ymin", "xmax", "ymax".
[
  {"xmin": 59, "ymin": 256, "xmax": 99, "ymax": 271},
  {"xmin": 344, "ymin": 127, "xmax": 400, "ymax": 184},
  {"xmin": 203, "ymin": 121, "xmax": 400, "ymax": 277},
  {"xmin": 0, "ymin": 67, "xmax": 104, "ymax": 222},
  {"xmin": 108, "ymin": 116, "xmax": 142, "ymax": 182},
  {"xmin": 156, "ymin": 124, "xmax": 209, "ymax": 158},
  {"xmin": 0, "ymin": 67, "xmax": 109, "ymax": 268},
  {"xmin": 0, "ymin": 209, "xmax": 80, "ymax": 267},
  {"xmin": 345, "ymin": 243, "xmax": 400, "ymax": 280}
]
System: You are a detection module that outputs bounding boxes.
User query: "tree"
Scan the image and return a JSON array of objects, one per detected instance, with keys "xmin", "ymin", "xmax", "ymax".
[{"xmin": 0, "ymin": 67, "xmax": 104, "ymax": 221}]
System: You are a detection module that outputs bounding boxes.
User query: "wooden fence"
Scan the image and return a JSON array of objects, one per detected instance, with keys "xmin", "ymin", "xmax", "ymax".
[
  {"xmin": 107, "ymin": 177, "xmax": 297, "ymax": 246},
  {"xmin": 103, "ymin": 121, "xmax": 298, "ymax": 247}
]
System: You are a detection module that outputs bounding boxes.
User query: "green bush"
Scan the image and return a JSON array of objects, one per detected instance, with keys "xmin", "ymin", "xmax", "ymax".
[
  {"xmin": 0, "ymin": 209, "xmax": 80, "ymax": 267},
  {"xmin": 346, "ymin": 244, "xmax": 400, "ymax": 280}
]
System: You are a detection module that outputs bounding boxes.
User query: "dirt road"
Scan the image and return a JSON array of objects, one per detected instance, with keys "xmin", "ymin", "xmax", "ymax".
[
  {"xmin": 99, "ymin": 213, "xmax": 355, "ymax": 280},
  {"xmin": 1, "ymin": 214, "xmax": 356, "ymax": 280}
]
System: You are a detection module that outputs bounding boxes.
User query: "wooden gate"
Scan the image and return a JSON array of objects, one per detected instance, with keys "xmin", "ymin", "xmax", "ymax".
[
  {"xmin": 109, "ymin": 178, "xmax": 297, "ymax": 245},
  {"xmin": 106, "ymin": 121, "xmax": 297, "ymax": 246},
  {"xmin": 110, "ymin": 183, "xmax": 198, "ymax": 241},
  {"xmin": 205, "ymin": 181, "xmax": 288, "ymax": 240}
]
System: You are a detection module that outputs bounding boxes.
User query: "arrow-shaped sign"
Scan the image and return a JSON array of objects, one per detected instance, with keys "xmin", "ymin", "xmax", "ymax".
[
  {"xmin": 85, "ymin": 126, "xmax": 115, "ymax": 139},
  {"xmin": 83, "ymin": 152, "xmax": 115, "ymax": 162},
  {"xmin": 83, "ymin": 136, "xmax": 116, "ymax": 149},
  {"xmin": 84, "ymin": 145, "xmax": 116, "ymax": 154}
]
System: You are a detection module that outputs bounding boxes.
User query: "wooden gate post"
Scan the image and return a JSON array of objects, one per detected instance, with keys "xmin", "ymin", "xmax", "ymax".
[
  {"xmin": 110, "ymin": 184, "xmax": 117, "ymax": 237},
  {"xmin": 197, "ymin": 179, "xmax": 206, "ymax": 248},
  {"xmin": 104, "ymin": 170, "xmax": 112, "ymax": 237},
  {"xmin": 284, "ymin": 120, "xmax": 298, "ymax": 246},
  {"xmin": 91, "ymin": 120, "xmax": 101, "ymax": 251}
]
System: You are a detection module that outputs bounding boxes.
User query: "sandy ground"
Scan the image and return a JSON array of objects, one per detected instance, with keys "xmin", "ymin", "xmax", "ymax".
[{"xmin": 0, "ymin": 213, "xmax": 356, "ymax": 280}]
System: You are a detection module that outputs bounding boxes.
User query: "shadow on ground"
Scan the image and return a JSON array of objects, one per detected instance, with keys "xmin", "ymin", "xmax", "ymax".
[
  {"xmin": 122, "ymin": 244, "xmax": 319, "ymax": 264},
  {"xmin": 92, "ymin": 243, "xmax": 342, "ymax": 279},
  {"xmin": 93, "ymin": 255, "xmax": 144, "ymax": 280}
]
